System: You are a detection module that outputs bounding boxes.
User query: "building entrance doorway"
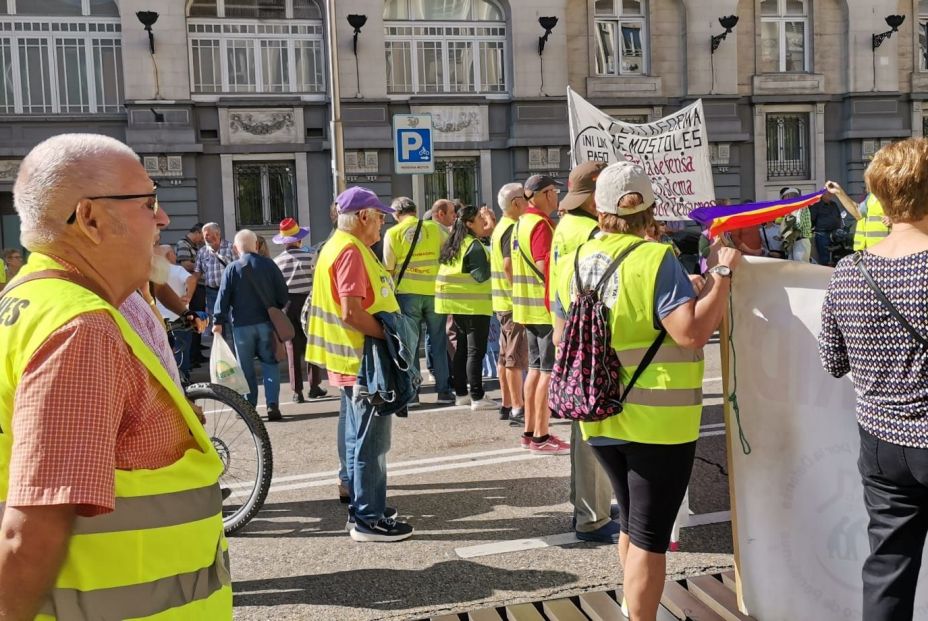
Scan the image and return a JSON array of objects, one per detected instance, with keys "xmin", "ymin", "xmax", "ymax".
[{"xmin": 424, "ymin": 158, "xmax": 480, "ymax": 208}]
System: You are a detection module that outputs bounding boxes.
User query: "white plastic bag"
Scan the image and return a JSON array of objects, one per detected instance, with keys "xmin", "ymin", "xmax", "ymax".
[{"xmin": 209, "ymin": 337, "xmax": 250, "ymax": 394}]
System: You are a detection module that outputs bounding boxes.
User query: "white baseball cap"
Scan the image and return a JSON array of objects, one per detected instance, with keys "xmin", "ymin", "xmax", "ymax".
[{"xmin": 594, "ymin": 162, "xmax": 656, "ymax": 216}]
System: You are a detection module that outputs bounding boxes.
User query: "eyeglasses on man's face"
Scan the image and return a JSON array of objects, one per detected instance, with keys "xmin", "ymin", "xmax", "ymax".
[{"xmin": 66, "ymin": 192, "xmax": 159, "ymax": 225}]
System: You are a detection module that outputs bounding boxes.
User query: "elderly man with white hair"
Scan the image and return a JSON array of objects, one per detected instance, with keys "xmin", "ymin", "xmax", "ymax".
[
  {"xmin": 213, "ymin": 228, "xmax": 289, "ymax": 421},
  {"xmin": 306, "ymin": 186, "xmax": 414, "ymax": 543},
  {"xmin": 0, "ymin": 134, "xmax": 232, "ymax": 619},
  {"xmin": 491, "ymin": 182, "xmax": 529, "ymax": 425},
  {"xmin": 193, "ymin": 221, "xmax": 236, "ymax": 333}
]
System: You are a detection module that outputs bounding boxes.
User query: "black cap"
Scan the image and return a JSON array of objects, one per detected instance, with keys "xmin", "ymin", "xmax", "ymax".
[
  {"xmin": 524, "ymin": 174, "xmax": 563, "ymax": 193},
  {"xmin": 190, "ymin": 222, "xmax": 204, "ymax": 232}
]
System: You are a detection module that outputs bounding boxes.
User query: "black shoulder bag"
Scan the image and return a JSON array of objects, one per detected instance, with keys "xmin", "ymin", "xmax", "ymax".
[
  {"xmin": 854, "ymin": 252, "xmax": 928, "ymax": 348},
  {"xmin": 395, "ymin": 218, "xmax": 424, "ymax": 287}
]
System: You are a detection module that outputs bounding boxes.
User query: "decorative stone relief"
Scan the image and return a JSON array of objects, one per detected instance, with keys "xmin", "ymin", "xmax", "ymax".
[
  {"xmin": 143, "ymin": 155, "xmax": 183, "ymax": 178},
  {"xmin": 345, "ymin": 151, "xmax": 379, "ymax": 174},
  {"xmin": 528, "ymin": 147, "xmax": 560, "ymax": 171},
  {"xmin": 0, "ymin": 160, "xmax": 20, "ymax": 183},
  {"xmin": 220, "ymin": 108, "xmax": 302, "ymax": 145},
  {"xmin": 410, "ymin": 105, "xmax": 488, "ymax": 142}
]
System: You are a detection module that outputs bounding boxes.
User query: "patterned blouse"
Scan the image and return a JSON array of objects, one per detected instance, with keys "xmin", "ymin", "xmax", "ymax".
[{"xmin": 819, "ymin": 250, "xmax": 928, "ymax": 448}]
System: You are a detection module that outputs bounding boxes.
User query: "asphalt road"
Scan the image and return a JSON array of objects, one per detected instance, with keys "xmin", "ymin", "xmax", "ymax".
[{"xmin": 202, "ymin": 338, "xmax": 735, "ymax": 621}]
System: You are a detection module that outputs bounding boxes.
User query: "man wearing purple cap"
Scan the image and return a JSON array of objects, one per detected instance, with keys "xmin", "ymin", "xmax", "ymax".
[{"xmin": 306, "ymin": 187, "xmax": 414, "ymax": 542}]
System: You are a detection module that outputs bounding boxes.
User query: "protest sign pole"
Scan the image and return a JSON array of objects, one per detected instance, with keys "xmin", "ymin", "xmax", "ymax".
[{"xmin": 720, "ymin": 294, "xmax": 746, "ymax": 612}]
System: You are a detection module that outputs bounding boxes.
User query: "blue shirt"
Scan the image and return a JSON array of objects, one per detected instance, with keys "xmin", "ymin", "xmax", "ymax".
[{"xmin": 214, "ymin": 253, "xmax": 289, "ymax": 328}]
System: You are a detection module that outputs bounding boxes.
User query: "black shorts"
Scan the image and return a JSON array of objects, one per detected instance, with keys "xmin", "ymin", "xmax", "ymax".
[
  {"xmin": 525, "ymin": 323, "xmax": 555, "ymax": 372},
  {"xmin": 591, "ymin": 441, "xmax": 696, "ymax": 553}
]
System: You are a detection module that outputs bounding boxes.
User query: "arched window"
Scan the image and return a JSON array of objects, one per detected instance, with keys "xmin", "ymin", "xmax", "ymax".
[
  {"xmin": 187, "ymin": 0, "xmax": 325, "ymax": 94},
  {"xmin": 0, "ymin": 0, "xmax": 122, "ymax": 114},
  {"xmin": 759, "ymin": 0, "xmax": 809, "ymax": 72},
  {"xmin": 383, "ymin": 0, "xmax": 508, "ymax": 94},
  {"xmin": 593, "ymin": 0, "xmax": 647, "ymax": 76}
]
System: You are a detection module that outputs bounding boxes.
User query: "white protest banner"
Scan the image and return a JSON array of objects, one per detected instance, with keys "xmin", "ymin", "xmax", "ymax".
[
  {"xmin": 728, "ymin": 257, "xmax": 928, "ymax": 620},
  {"xmin": 567, "ymin": 87, "xmax": 714, "ymax": 220}
]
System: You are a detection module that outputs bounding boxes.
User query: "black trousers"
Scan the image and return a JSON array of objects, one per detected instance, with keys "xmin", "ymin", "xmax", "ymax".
[
  {"xmin": 450, "ymin": 313, "xmax": 490, "ymax": 400},
  {"xmin": 283, "ymin": 293, "xmax": 323, "ymax": 393},
  {"xmin": 858, "ymin": 425, "xmax": 928, "ymax": 621}
]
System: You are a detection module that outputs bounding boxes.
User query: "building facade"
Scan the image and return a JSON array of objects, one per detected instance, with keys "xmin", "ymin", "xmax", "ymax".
[{"xmin": 0, "ymin": 0, "xmax": 924, "ymax": 247}]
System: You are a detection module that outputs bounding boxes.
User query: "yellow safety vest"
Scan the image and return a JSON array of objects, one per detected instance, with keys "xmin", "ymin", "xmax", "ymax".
[
  {"xmin": 384, "ymin": 217, "xmax": 443, "ymax": 296},
  {"xmin": 555, "ymin": 235, "xmax": 705, "ymax": 445},
  {"xmin": 489, "ymin": 216, "xmax": 516, "ymax": 313},
  {"xmin": 305, "ymin": 229, "xmax": 400, "ymax": 376},
  {"xmin": 0, "ymin": 259, "xmax": 6, "ymax": 284},
  {"xmin": 512, "ymin": 212, "xmax": 553, "ymax": 325},
  {"xmin": 853, "ymin": 194, "xmax": 890, "ymax": 251},
  {"xmin": 549, "ymin": 212, "xmax": 599, "ymax": 325},
  {"xmin": 435, "ymin": 236, "xmax": 492, "ymax": 316},
  {"xmin": 0, "ymin": 253, "xmax": 231, "ymax": 621}
]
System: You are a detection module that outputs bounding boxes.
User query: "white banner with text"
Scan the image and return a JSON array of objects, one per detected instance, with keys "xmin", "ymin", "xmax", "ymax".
[{"xmin": 567, "ymin": 87, "xmax": 714, "ymax": 220}]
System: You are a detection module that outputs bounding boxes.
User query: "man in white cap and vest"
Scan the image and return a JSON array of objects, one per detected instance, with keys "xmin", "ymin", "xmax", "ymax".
[{"xmin": 0, "ymin": 134, "xmax": 231, "ymax": 619}]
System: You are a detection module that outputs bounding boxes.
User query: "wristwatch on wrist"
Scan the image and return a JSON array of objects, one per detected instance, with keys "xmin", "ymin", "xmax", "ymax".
[{"xmin": 708, "ymin": 265, "xmax": 733, "ymax": 278}]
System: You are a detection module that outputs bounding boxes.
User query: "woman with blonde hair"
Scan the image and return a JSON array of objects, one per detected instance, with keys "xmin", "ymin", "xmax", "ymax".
[{"xmin": 819, "ymin": 137, "xmax": 928, "ymax": 621}]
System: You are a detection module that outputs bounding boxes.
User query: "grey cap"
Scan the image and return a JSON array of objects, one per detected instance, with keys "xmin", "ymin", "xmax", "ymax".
[{"xmin": 593, "ymin": 162, "xmax": 656, "ymax": 216}]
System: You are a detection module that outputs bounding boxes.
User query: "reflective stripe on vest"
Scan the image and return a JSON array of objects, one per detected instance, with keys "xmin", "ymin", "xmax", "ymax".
[
  {"xmin": 305, "ymin": 230, "xmax": 400, "ymax": 376},
  {"xmin": 385, "ymin": 217, "xmax": 442, "ymax": 295},
  {"xmin": 490, "ymin": 216, "xmax": 516, "ymax": 313},
  {"xmin": 549, "ymin": 213, "xmax": 599, "ymax": 325},
  {"xmin": 555, "ymin": 236, "xmax": 705, "ymax": 445},
  {"xmin": 434, "ymin": 237, "xmax": 492, "ymax": 316},
  {"xmin": 854, "ymin": 194, "xmax": 890, "ymax": 251},
  {"xmin": 39, "ymin": 548, "xmax": 231, "ymax": 620},
  {"xmin": 512, "ymin": 213, "xmax": 552, "ymax": 325},
  {"xmin": 0, "ymin": 253, "xmax": 232, "ymax": 620}
]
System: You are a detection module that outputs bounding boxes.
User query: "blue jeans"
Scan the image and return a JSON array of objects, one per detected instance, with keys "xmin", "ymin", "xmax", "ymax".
[
  {"xmin": 397, "ymin": 293, "xmax": 450, "ymax": 394},
  {"xmin": 170, "ymin": 327, "xmax": 192, "ymax": 374},
  {"xmin": 232, "ymin": 322, "xmax": 280, "ymax": 407},
  {"xmin": 340, "ymin": 386, "xmax": 392, "ymax": 524}
]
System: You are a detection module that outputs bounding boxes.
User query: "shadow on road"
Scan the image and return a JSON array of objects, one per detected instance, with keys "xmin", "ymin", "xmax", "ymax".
[
  {"xmin": 231, "ymin": 558, "xmax": 578, "ymax": 610},
  {"xmin": 233, "ymin": 476, "xmax": 574, "ymax": 541}
]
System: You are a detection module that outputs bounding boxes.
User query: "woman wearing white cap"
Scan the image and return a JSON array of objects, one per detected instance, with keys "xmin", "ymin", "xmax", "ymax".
[{"xmin": 552, "ymin": 162, "xmax": 741, "ymax": 621}]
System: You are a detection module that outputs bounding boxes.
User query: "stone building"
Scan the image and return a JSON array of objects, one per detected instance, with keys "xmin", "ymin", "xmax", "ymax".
[{"xmin": 0, "ymin": 0, "xmax": 923, "ymax": 246}]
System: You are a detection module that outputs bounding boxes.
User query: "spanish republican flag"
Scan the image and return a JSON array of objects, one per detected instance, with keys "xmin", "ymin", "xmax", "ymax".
[{"xmin": 689, "ymin": 191, "xmax": 824, "ymax": 238}]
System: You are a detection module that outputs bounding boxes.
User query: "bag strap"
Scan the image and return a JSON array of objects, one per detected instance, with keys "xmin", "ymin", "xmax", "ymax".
[
  {"xmin": 619, "ymin": 330, "xmax": 667, "ymax": 404},
  {"xmin": 593, "ymin": 240, "xmax": 647, "ymax": 294},
  {"xmin": 242, "ymin": 262, "xmax": 274, "ymax": 310},
  {"xmin": 854, "ymin": 252, "xmax": 928, "ymax": 348},
  {"xmin": 571, "ymin": 239, "xmax": 648, "ymax": 299},
  {"xmin": 514, "ymin": 219, "xmax": 548, "ymax": 282},
  {"xmin": 395, "ymin": 218, "xmax": 424, "ymax": 287},
  {"xmin": 1, "ymin": 269, "xmax": 110, "ymax": 302},
  {"xmin": 587, "ymin": 226, "xmax": 600, "ymax": 241}
]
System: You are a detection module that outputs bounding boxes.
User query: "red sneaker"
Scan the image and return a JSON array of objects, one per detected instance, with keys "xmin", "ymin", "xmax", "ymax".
[
  {"xmin": 520, "ymin": 435, "xmax": 532, "ymax": 450},
  {"xmin": 529, "ymin": 437, "xmax": 570, "ymax": 455}
]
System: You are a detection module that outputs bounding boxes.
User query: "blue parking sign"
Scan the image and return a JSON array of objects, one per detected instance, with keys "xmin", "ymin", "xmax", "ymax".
[{"xmin": 393, "ymin": 114, "xmax": 434, "ymax": 174}]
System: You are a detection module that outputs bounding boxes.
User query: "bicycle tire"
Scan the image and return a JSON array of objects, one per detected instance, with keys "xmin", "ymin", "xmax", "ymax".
[{"xmin": 185, "ymin": 382, "xmax": 273, "ymax": 535}]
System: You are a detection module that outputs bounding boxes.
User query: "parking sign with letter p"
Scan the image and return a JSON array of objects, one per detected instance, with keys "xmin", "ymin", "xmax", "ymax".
[{"xmin": 393, "ymin": 114, "xmax": 434, "ymax": 174}]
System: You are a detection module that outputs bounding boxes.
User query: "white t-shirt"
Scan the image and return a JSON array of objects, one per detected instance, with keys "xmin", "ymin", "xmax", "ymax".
[{"xmin": 157, "ymin": 264, "xmax": 191, "ymax": 321}]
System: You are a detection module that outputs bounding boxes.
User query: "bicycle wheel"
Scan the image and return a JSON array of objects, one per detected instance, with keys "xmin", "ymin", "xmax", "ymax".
[{"xmin": 185, "ymin": 382, "xmax": 273, "ymax": 535}]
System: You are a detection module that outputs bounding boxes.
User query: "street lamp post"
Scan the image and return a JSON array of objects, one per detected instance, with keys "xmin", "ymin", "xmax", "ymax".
[{"xmin": 326, "ymin": 0, "xmax": 346, "ymax": 196}]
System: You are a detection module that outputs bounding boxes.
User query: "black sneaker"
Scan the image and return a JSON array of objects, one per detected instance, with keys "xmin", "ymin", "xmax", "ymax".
[
  {"xmin": 345, "ymin": 507, "xmax": 398, "ymax": 532},
  {"xmin": 508, "ymin": 410, "xmax": 525, "ymax": 427},
  {"xmin": 267, "ymin": 404, "xmax": 283, "ymax": 421},
  {"xmin": 435, "ymin": 391, "xmax": 456, "ymax": 405},
  {"xmin": 349, "ymin": 517, "xmax": 414, "ymax": 542},
  {"xmin": 292, "ymin": 392, "xmax": 305, "ymax": 404},
  {"xmin": 499, "ymin": 406, "xmax": 512, "ymax": 421},
  {"xmin": 308, "ymin": 386, "xmax": 328, "ymax": 399}
]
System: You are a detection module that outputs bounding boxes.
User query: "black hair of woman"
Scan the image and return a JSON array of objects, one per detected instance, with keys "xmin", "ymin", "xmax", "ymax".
[{"xmin": 440, "ymin": 203, "xmax": 481, "ymax": 264}]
